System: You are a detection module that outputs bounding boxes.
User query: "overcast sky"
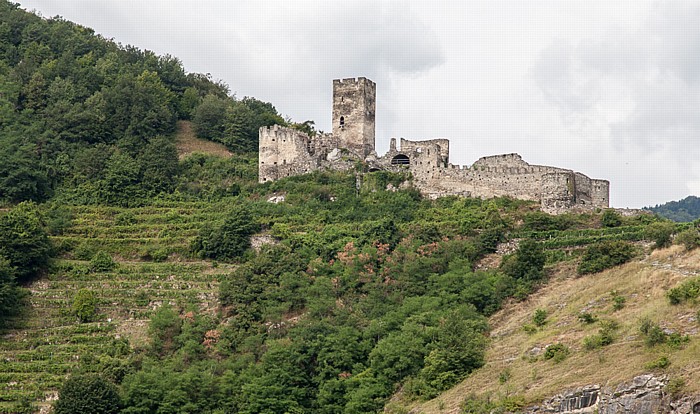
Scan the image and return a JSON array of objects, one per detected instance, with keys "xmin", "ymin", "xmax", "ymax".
[{"xmin": 16, "ymin": 0, "xmax": 700, "ymax": 208}]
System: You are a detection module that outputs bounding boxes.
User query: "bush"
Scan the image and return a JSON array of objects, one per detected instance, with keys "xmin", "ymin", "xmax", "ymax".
[
  {"xmin": 666, "ymin": 378, "xmax": 685, "ymax": 399},
  {"xmin": 583, "ymin": 319, "xmax": 618, "ymax": 350},
  {"xmin": 601, "ymin": 209, "xmax": 622, "ymax": 228},
  {"xmin": 611, "ymin": 291, "xmax": 626, "ymax": 311},
  {"xmin": 675, "ymin": 228, "xmax": 700, "ymax": 251},
  {"xmin": 90, "ymin": 251, "xmax": 116, "ymax": 272},
  {"xmin": 644, "ymin": 221, "xmax": 676, "ymax": 249},
  {"xmin": 0, "ymin": 202, "xmax": 52, "ymax": 281},
  {"xmin": 578, "ymin": 312, "xmax": 598, "ymax": 324},
  {"xmin": 501, "ymin": 239, "xmax": 546, "ymax": 282},
  {"xmin": 72, "ymin": 289, "xmax": 99, "ymax": 323},
  {"xmin": 191, "ymin": 204, "xmax": 259, "ymax": 261},
  {"xmin": 667, "ymin": 277, "xmax": 700, "ymax": 305},
  {"xmin": 532, "ymin": 308, "xmax": 548, "ymax": 327},
  {"xmin": 577, "ymin": 240, "xmax": 636, "ymax": 275},
  {"xmin": 645, "ymin": 355, "xmax": 670, "ymax": 370},
  {"xmin": 543, "ymin": 343, "xmax": 570, "ymax": 363},
  {"xmin": 54, "ymin": 374, "xmax": 120, "ymax": 414}
]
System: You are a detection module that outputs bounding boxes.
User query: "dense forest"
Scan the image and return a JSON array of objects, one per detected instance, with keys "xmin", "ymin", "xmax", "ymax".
[
  {"xmin": 646, "ymin": 196, "xmax": 700, "ymax": 222},
  {"xmin": 1, "ymin": 2, "xmax": 699, "ymax": 414}
]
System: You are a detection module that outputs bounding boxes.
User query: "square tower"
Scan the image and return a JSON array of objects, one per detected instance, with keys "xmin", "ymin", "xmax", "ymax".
[{"xmin": 332, "ymin": 77, "xmax": 376, "ymax": 157}]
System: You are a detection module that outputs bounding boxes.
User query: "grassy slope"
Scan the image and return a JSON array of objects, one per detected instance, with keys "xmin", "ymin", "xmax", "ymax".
[
  {"xmin": 410, "ymin": 245, "xmax": 700, "ymax": 414},
  {"xmin": 175, "ymin": 120, "xmax": 233, "ymax": 160}
]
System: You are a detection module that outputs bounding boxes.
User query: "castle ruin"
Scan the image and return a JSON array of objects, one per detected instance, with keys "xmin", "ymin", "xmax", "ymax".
[{"xmin": 259, "ymin": 77, "xmax": 609, "ymax": 213}]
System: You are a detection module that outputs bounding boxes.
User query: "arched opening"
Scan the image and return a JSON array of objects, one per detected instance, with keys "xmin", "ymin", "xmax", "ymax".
[
  {"xmin": 391, "ymin": 154, "xmax": 410, "ymax": 165},
  {"xmin": 339, "ymin": 116, "xmax": 345, "ymax": 127},
  {"xmin": 368, "ymin": 167, "xmax": 381, "ymax": 172}
]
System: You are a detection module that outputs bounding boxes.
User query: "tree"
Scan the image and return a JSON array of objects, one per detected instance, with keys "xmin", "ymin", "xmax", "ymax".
[
  {"xmin": 501, "ymin": 239, "xmax": 546, "ymax": 282},
  {"xmin": 0, "ymin": 202, "xmax": 52, "ymax": 281},
  {"xmin": 72, "ymin": 288, "xmax": 98, "ymax": 323},
  {"xmin": 192, "ymin": 94, "xmax": 228, "ymax": 140},
  {"xmin": 0, "ymin": 257, "xmax": 25, "ymax": 327},
  {"xmin": 191, "ymin": 204, "xmax": 259, "ymax": 261},
  {"xmin": 54, "ymin": 374, "xmax": 121, "ymax": 414}
]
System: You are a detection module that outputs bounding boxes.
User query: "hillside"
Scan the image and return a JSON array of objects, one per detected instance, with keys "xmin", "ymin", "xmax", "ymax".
[
  {"xmin": 409, "ymin": 245, "xmax": 700, "ymax": 413},
  {"xmin": 646, "ymin": 196, "xmax": 700, "ymax": 222},
  {"xmin": 3, "ymin": 3, "xmax": 700, "ymax": 414}
]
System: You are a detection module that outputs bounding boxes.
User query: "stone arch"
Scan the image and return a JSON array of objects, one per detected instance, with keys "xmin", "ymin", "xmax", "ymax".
[{"xmin": 391, "ymin": 154, "xmax": 410, "ymax": 165}]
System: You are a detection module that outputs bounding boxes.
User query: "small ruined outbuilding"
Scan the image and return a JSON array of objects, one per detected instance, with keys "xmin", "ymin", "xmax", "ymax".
[{"xmin": 258, "ymin": 77, "xmax": 609, "ymax": 213}]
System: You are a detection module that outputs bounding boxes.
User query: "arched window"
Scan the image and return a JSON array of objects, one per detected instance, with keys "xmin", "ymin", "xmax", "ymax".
[
  {"xmin": 391, "ymin": 154, "xmax": 410, "ymax": 165},
  {"xmin": 339, "ymin": 116, "xmax": 345, "ymax": 127}
]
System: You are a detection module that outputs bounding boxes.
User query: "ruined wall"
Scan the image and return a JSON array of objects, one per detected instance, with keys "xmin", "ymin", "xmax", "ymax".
[
  {"xmin": 541, "ymin": 171, "xmax": 577, "ymax": 213},
  {"xmin": 332, "ymin": 77, "xmax": 376, "ymax": 157},
  {"xmin": 258, "ymin": 125, "xmax": 317, "ymax": 183},
  {"xmin": 258, "ymin": 78, "xmax": 610, "ymax": 213}
]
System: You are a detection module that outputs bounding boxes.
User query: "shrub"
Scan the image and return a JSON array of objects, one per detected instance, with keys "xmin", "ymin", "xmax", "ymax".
[
  {"xmin": 675, "ymin": 228, "xmax": 700, "ymax": 251},
  {"xmin": 577, "ymin": 240, "xmax": 636, "ymax": 275},
  {"xmin": 0, "ymin": 201, "xmax": 52, "ymax": 281},
  {"xmin": 72, "ymin": 289, "xmax": 98, "ymax": 323},
  {"xmin": 114, "ymin": 211, "xmax": 137, "ymax": 225},
  {"xmin": 533, "ymin": 308, "xmax": 548, "ymax": 327},
  {"xmin": 501, "ymin": 239, "xmax": 546, "ymax": 282},
  {"xmin": 90, "ymin": 251, "xmax": 116, "ymax": 272},
  {"xmin": 667, "ymin": 277, "xmax": 700, "ymax": 305},
  {"xmin": 666, "ymin": 378, "xmax": 685, "ymax": 399},
  {"xmin": 583, "ymin": 319, "xmax": 618, "ymax": 350},
  {"xmin": 644, "ymin": 221, "xmax": 676, "ymax": 249},
  {"xmin": 54, "ymin": 374, "xmax": 120, "ymax": 414},
  {"xmin": 645, "ymin": 355, "xmax": 670, "ymax": 370},
  {"xmin": 543, "ymin": 343, "xmax": 570, "ymax": 363},
  {"xmin": 578, "ymin": 312, "xmax": 598, "ymax": 324},
  {"xmin": 644, "ymin": 324, "xmax": 667, "ymax": 347},
  {"xmin": 611, "ymin": 291, "xmax": 626, "ymax": 311},
  {"xmin": 601, "ymin": 209, "xmax": 622, "ymax": 228},
  {"xmin": 191, "ymin": 203, "xmax": 259, "ymax": 261}
]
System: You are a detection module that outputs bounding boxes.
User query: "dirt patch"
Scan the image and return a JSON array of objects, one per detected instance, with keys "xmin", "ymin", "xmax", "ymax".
[{"xmin": 175, "ymin": 120, "xmax": 233, "ymax": 160}]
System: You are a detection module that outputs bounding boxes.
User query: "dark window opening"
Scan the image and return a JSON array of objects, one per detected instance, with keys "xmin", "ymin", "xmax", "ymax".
[
  {"xmin": 340, "ymin": 116, "xmax": 345, "ymax": 127},
  {"xmin": 391, "ymin": 154, "xmax": 410, "ymax": 165}
]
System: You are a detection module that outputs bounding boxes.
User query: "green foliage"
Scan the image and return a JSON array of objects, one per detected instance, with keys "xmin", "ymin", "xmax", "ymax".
[
  {"xmin": 543, "ymin": 343, "xmax": 570, "ymax": 363},
  {"xmin": 601, "ymin": 209, "xmax": 623, "ymax": 228},
  {"xmin": 675, "ymin": 228, "xmax": 700, "ymax": 251},
  {"xmin": 583, "ymin": 319, "xmax": 619, "ymax": 350},
  {"xmin": 577, "ymin": 240, "xmax": 636, "ymax": 275},
  {"xmin": 0, "ymin": 257, "xmax": 27, "ymax": 326},
  {"xmin": 149, "ymin": 305, "xmax": 182, "ymax": 356},
  {"xmin": 667, "ymin": 277, "xmax": 700, "ymax": 305},
  {"xmin": 501, "ymin": 239, "xmax": 546, "ymax": 282},
  {"xmin": 532, "ymin": 308, "xmax": 548, "ymax": 327},
  {"xmin": 665, "ymin": 377, "xmax": 686, "ymax": 399},
  {"xmin": 89, "ymin": 251, "xmax": 116, "ymax": 272},
  {"xmin": 646, "ymin": 196, "xmax": 700, "ymax": 222},
  {"xmin": 645, "ymin": 355, "xmax": 670, "ymax": 370},
  {"xmin": 54, "ymin": 374, "xmax": 120, "ymax": 414},
  {"xmin": 0, "ymin": 201, "xmax": 52, "ymax": 281},
  {"xmin": 644, "ymin": 221, "xmax": 676, "ymax": 249},
  {"xmin": 611, "ymin": 291, "xmax": 626, "ymax": 311},
  {"xmin": 72, "ymin": 288, "xmax": 98, "ymax": 323},
  {"xmin": 578, "ymin": 312, "xmax": 598, "ymax": 324},
  {"xmin": 191, "ymin": 203, "xmax": 259, "ymax": 261}
]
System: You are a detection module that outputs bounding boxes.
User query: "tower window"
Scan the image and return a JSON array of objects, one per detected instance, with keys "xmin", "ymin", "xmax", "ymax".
[{"xmin": 340, "ymin": 116, "xmax": 345, "ymax": 127}]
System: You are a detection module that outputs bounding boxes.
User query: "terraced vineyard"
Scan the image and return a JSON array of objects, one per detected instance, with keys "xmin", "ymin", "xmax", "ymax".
[{"xmin": 0, "ymin": 202, "xmax": 233, "ymax": 414}]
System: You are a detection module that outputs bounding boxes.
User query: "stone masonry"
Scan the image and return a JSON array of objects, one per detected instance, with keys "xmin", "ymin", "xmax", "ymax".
[{"xmin": 258, "ymin": 77, "xmax": 609, "ymax": 213}]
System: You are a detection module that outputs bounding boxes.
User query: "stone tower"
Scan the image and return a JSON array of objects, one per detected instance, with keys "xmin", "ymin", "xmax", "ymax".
[{"xmin": 332, "ymin": 77, "xmax": 376, "ymax": 157}]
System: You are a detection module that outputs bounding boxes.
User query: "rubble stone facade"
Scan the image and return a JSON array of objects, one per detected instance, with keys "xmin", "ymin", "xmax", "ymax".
[{"xmin": 258, "ymin": 77, "xmax": 609, "ymax": 213}]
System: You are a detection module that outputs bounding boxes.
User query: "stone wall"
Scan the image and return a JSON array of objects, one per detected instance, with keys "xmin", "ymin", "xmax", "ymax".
[{"xmin": 524, "ymin": 374, "xmax": 700, "ymax": 414}]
